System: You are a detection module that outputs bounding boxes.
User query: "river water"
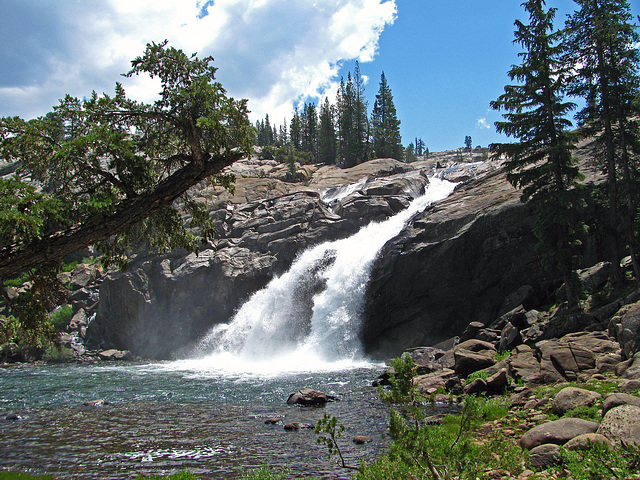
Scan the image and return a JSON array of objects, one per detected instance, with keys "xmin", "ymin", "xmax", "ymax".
[
  {"xmin": 0, "ymin": 362, "xmax": 394, "ymax": 479},
  {"xmin": 0, "ymin": 178, "xmax": 458, "ymax": 479}
]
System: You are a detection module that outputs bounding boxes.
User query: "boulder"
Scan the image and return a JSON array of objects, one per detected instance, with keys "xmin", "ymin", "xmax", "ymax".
[
  {"xmin": 454, "ymin": 349, "xmax": 495, "ymax": 377},
  {"xmin": 564, "ymin": 433, "xmax": 611, "ymax": 451},
  {"xmin": 353, "ymin": 436, "xmax": 372, "ymax": 444},
  {"xmin": 602, "ymin": 393, "xmax": 640, "ymax": 416},
  {"xmin": 597, "ymin": 405, "xmax": 640, "ymax": 447},
  {"xmin": 578, "ymin": 262, "xmax": 612, "ymax": 293},
  {"xmin": 520, "ymin": 418, "xmax": 599, "ymax": 450},
  {"xmin": 609, "ymin": 301, "xmax": 640, "ymax": 359},
  {"xmin": 284, "ymin": 422, "xmax": 314, "ymax": 430},
  {"xmin": 414, "ymin": 369, "xmax": 457, "ymax": 393},
  {"xmin": 286, "ymin": 388, "xmax": 335, "ymax": 406},
  {"xmin": 529, "ymin": 444, "xmax": 561, "ymax": 468},
  {"xmin": 97, "ymin": 349, "xmax": 133, "ymax": 361},
  {"xmin": 486, "ymin": 368, "xmax": 509, "ymax": 393},
  {"xmin": 499, "ymin": 321, "xmax": 522, "ymax": 351},
  {"xmin": 509, "ymin": 345, "xmax": 543, "ymax": 385},
  {"xmin": 463, "ymin": 377, "xmax": 488, "ymax": 395},
  {"xmin": 552, "ymin": 387, "xmax": 601, "ymax": 415},
  {"xmin": 621, "ymin": 351, "xmax": 640, "ymax": 379}
]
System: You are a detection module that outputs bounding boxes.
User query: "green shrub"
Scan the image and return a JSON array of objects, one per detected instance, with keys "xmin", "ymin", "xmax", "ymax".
[
  {"xmin": 0, "ymin": 473, "xmax": 55, "ymax": 480},
  {"xmin": 43, "ymin": 345, "xmax": 74, "ymax": 363},
  {"xmin": 48, "ymin": 305, "xmax": 73, "ymax": 331},
  {"xmin": 243, "ymin": 465, "xmax": 291, "ymax": 480},
  {"xmin": 556, "ymin": 442, "xmax": 640, "ymax": 479}
]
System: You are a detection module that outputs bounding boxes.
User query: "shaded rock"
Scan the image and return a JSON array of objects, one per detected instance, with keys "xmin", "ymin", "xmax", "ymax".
[
  {"xmin": 509, "ymin": 345, "xmax": 542, "ymax": 385},
  {"xmin": 459, "ymin": 322, "xmax": 485, "ymax": 342},
  {"xmin": 620, "ymin": 379, "xmax": 640, "ymax": 392},
  {"xmin": 602, "ymin": 393, "xmax": 640, "ymax": 416},
  {"xmin": 284, "ymin": 422, "xmax": 314, "ymax": 430},
  {"xmin": 564, "ymin": 433, "xmax": 612, "ymax": 451},
  {"xmin": 552, "ymin": 387, "xmax": 601, "ymax": 415},
  {"xmin": 353, "ymin": 436, "xmax": 372, "ymax": 444},
  {"xmin": 455, "ymin": 339, "xmax": 497, "ymax": 353},
  {"xmin": 69, "ymin": 263, "xmax": 102, "ymax": 290},
  {"xmin": 5, "ymin": 413, "xmax": 23, "ymax": 421},
  {"xmin": 609, "ymin": 301, "xmax": 640, "ymax": 359},
  {"xmin": 621, "ymin": 351, "xmax": 640, "ymax": 379},
  {"xmin": 578, "ymin": 262, "xmax": 612, "ymax": 293},
  {"xmin": 454, "ymin": 348, "xmax": 495, "ymax": 377},
  {"xmin": 596, "ymin": 352, "xmax": 623, "ymax": 374},
  {"xmin": 444, "ymin": 376, "xmax": 463, "ymax": 395},
  {"xmin": 463, "ymin": 377, "xmax": 487, "ymax": 395},
  {"xmin": 520, "ymin": 418, "xmax": 599, "ymax": 450},
  {"xmin": 264, "ymin": 418, "xmax": 281, "ymax": 425},
  {"xmin": 486, "ymin": 368, "xmax": 509, "ymax": 393},
  {"xmin": 499, "ymin": 321, "xmax": 522, "ymax": 351},
  {"xmin": 286, "ymin": 388, "xmax": 335, "ymax": 406},
  {"xmin": 529, "ymin": 444, "xmax": 561, "ymax": 468}
]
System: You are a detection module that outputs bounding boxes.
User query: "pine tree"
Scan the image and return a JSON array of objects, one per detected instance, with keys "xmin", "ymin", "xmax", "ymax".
[
  {"xmin": 564, "ymin": 0, "xmax": 640, "ymax": 279},
  {"xmin": 290, "ymin": 110, "xmax": 302, "ymax": 151},
  {"xmin": 317, "ymin": 97, "xmax": 337, "ymax": 165},
  {"xmin": 371, "ymin": 72, "xmax": 403, "ymax": 160},
  {"xmin": 301, "ymin": 102, "xmax": 318, "ymax": 161},
  {"xmin": 336, "ymin": 75, "xmax": 357, "ymax": 166},
  {"xmin": 353, "ymin": 61, "xmax": 370, "ymax": 162},
  {"xmin": 491, "ymin": 0, "xmax": 584, "ymax": 306}
]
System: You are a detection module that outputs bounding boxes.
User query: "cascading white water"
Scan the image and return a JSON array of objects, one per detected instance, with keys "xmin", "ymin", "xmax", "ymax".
[{"xmin": 183, "ymin": 177, "xmax": 457, "ymax": 374}]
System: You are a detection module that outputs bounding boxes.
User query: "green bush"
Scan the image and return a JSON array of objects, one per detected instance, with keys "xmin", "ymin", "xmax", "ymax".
[
  {"xmin": 556, "ymin": 442, "xmax": 640, "ymax": 479},
  {"xmin": 48, "ymin": 305, "xmax": 73, "ymax": 331},
  {"xmin": 0, "ymin": 473, "xmax": 55, "ymax": 480},
  {"xmin": 243, "ymin": 465, "xmax": 291, "ymax": 480},
  {"xmin": 135, "ymin": 471, "xmax": 199, "ymax": 480}
]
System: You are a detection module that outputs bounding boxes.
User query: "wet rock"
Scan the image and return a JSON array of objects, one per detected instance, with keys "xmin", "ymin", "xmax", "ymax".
[
  {"xmin": 283, "ymin": 422, "xmax": 314, "ymax": 430},
  {"xmin": 83, "ymin": 399, "xmax": 106, "ymax": 407},
  {"xmin": 529, "ymin": 444, "xmax": 561, "ymax": 468},
  {"xmin": 264, "ymin": 418, "xmax": 281, "ymax": 425},
  {"xmin": 97, "ymin": 349, "xmax": 133, "ymax": 361},
  {"xmin": 353, "ymin": 436, "xmax": 372, "ymax": 444},
  {"xmin": 286, "ymin": 388, "xmax": 335, "ymax": 406},
  {"xmin": 602, "ymin": 393, "xmax": 640, "ymax": 416},
  {"xmin": 597, "ymin": 405, "xmax": 640, "ymax": 447},
  {"xmin": 552, "ymin": 387, "xmax": 601, "ymax": 415},
  {"xmin": 520, "ymin": 418, "xmax": 599, "ymax": 450},
  {"xmin": 5, "ymin": 413, "xmax": 23, "ymax": 421}
]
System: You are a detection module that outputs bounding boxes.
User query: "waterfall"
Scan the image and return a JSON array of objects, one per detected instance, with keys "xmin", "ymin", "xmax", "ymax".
[{"xmin": 185, "ymin": 177, "xmax": 457, "ymax": 374}]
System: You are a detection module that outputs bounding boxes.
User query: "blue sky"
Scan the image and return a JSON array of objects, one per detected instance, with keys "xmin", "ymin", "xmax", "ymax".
[{"xmin": 1, "ymin": 0, "xmax": 638, "ymax": 152}]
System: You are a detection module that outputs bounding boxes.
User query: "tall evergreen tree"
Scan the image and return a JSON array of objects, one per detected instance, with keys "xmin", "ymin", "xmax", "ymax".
[
  {"xmin": 301, "ymin": 102, "xmax": 318, "ymax": 161},
  {"xmin": 336, "ymin": 75, "xmax": 357, "ymax": 166},
  {"xmin": 371, "ymin": 72, "xmax": 403, "ymax": 160},
  {"xmin": 564, "ymin": 0, "xmax": 640, "ymax": 279},
  {"xmin": 289, "ymin": 110, "xmax": 302, "ymax": 151},
  {"xmin": 317, "ymin": 97, "xmax": 337, "ymax": 164},
  {"xmin": 353, "ymin": 61, "xmax": 370, "ymax": 162},
  {"xmin": 491, "ymin": 0, "xmax": 584, "ymax": 306}
]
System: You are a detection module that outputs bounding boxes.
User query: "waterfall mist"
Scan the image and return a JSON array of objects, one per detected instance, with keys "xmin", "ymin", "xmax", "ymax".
[{"xmin": 179, "ymin": 178, "xmax": 457, "ymax": 374}]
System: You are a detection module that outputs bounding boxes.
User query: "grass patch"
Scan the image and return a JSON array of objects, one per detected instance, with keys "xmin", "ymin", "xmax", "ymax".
[{"xmin": 0, "ymin": 473, "xmax": 56, "ymax": 480}]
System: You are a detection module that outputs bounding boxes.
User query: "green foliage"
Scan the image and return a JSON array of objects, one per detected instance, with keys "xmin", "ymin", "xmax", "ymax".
[
  {"xmin": 48, "ymin": 305, "xmax": 72, "ymax": 331},
  {"xmin": 494, "ymin": 350, "xmax": 511, "ymax": 362},
  {"xmin": 314, "ymin": 413, "xmax": 356, "ymax": 470},
  {"xmin": 466, "ymin": 369, "xmax": 490, "ymax": 383},
  {"xmin": 556, "ymin": 442, "xmax": 640, "ymax": 480},
  {"xmin": 0, "ymin": 472, "xmax": 56, "ymax": 480},
  {"xmin": 242, "ymin": 466, "xmax": 291, "ymax": 480},
  {"xmin": 43, "ymin": 345, "xmax": 74, "ymax": 363},
  {"xmin": 371, "ymin": 72, "xmax": 403, "ymax": 161},
  {"xmin": 377, "ymin": 354, "xmax": 424, "ymax": 406}
]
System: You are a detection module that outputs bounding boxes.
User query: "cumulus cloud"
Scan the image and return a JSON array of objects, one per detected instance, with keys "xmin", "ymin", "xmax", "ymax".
[
  {"xmin": 0, "ymin": 0, "xmax": 397, "ymax": 122},
  {"xmin": 476, "ymin": 117, "xmax": 491, "ymax": 130}
]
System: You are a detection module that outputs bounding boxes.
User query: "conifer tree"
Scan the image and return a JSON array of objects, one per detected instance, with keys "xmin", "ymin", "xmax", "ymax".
[
  {"xmin": 301, "ymin": 102, "xmax": 318, "ymax": 161},
  {"xmin": 336, "ymin": 75, "xmax": 357, "ymax": 166},
  {"xmin": 371, "ymin": 72, "xmax": 403, "ymax": 160},
  {"xmin": 317, "ymin": 97, "xmax": 337, "ymax": 164},
  {"xmin": 564, "ymin": 0, "xmax": 640, "ymax": 279},
  {"xmin": 289, "ymin": 110, "xmax": 302, "ymax": 151},
  {"xmin": 491, "ymin": 0, "xmax": 584, "ymax": 306},
  {"xmin": 353, "ymin": 61, "xmax": 370, "ymax": 162}
]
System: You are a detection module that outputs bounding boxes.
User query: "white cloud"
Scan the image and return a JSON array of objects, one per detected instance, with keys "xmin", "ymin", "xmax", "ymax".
[
  {"xmin": 0, "ymin": 0, "xmax": 397, "ymax": 123},
  {"xmin": 476, "ymin": 117, "xmax": 491, "ymax": 130}
]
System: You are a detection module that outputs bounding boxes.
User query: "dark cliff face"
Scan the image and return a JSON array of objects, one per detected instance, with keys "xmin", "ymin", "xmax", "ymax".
[{"xmin": 361, "ymin": 169, "xmax": 557, "ymax": 359}]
